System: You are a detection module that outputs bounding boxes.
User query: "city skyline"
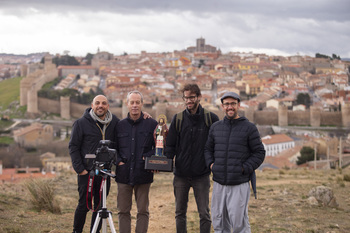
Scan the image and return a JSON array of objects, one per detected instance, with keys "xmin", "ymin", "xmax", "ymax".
[{"xmin": 1, "ymin": 0, "xmax": 349, "ymax": 58}]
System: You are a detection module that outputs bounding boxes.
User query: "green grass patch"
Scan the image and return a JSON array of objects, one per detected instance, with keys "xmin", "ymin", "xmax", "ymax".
[
  {"xmin": 0, "ymin": 136, "xmax": 14, "ymax": 144},
  {"xmin": 0, "ymin": 119, "xmax": 13, "ymax": 130},
  {"xmin": 0, "ymin": 77, "xmax": 22, "ymax": 109}
]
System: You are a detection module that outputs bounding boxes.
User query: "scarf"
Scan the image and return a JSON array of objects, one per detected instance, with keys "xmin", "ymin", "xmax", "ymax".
[{"xmin": 89, "ymin": 109, "xmax": 113, "ymax": 138}]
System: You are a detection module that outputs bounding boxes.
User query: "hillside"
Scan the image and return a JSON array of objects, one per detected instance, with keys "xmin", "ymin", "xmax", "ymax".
[
  {"xmin": 0, "ymin": 169, "xmax": 349, "ymax": 232},
  {"xmin": 0, "ymin": 77, "xmax": 22, "ymax": 109}
]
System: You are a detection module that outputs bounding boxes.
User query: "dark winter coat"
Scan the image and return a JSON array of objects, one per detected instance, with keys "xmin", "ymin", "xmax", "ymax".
[
  {"xmin": 204, "ymin": 116, "xmax": 265, "ymax": 185},
  {"xmin": 115, "ymin": 112, "xmax": 158, "ymax": 185},
  {"xmin": 165, "ymin": 104, "xmax": 219, "ymax": 178},
  {"xmin": 69, "ymin": 108, "xmax": 119, "ymax": 174}
]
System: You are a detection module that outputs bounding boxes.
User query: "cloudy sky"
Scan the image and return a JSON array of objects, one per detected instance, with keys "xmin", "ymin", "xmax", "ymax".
[{"xmin": 1, "ymin": 0, "xmax": 350, "ymax": 58}]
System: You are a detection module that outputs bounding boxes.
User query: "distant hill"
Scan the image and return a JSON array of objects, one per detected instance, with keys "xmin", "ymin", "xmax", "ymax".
[
  {"xmin": 0, "ymin": 77, "xmax": 22, "ymax": 109},
  {"xmin": 0, "ymin": 52, "xmax": 48, "ymax": 57},
  {"xmin": 341, "ymin": 58, "xmax": 350, "ymax": 62}
]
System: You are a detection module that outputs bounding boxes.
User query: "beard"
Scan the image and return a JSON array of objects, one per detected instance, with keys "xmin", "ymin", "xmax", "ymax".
[
  {"xmin": 226, "ymin": 110, "xmax": 238, "ymax": 119},
  {"xmin": 95, "ymin": 108, "xmax": 107, "ymax": 117},
  {"xmin": 187, "ymin": 100, "xmax": 199, "ymax": 111}
]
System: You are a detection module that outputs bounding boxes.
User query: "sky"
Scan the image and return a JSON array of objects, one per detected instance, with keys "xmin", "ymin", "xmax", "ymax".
[{"xmin": 1, "ymin": 0, "xmax": 350, "ymax": 58}]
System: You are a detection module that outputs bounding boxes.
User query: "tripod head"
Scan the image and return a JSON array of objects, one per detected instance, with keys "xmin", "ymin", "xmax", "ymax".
[{"xmin": 86, "ymin": 140, "xmax": 117, "ymax": 178}]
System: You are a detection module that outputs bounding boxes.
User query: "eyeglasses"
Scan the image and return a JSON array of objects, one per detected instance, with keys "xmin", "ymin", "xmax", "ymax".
[
  {"xmin": 223, "ymin": 102, "xmax": 238, "ymax": 108},
  {"xmin": 182, "ymin": 96, "xmax": 197, "ymax": 101}
]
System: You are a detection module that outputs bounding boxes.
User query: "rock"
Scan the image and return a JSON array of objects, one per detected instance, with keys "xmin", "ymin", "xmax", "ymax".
[
  {"xmin": 308, "ymin": 185, "xmax": 338, "ymax": 207},
  {"xmin": 307, "ymin": 196, "xmax": 318, "ymax": 206}
]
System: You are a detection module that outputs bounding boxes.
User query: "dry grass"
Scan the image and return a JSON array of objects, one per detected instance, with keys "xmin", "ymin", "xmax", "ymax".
[
  {"xmin": 0, "ymin": 169, "xmax": 350, "ymax": 233},
  {"xmin": 24, "ymin": 179, "xmax": 61, "ymax": 214}
]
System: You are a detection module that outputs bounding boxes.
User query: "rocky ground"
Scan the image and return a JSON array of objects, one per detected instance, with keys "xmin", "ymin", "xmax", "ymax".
[{"xmin": 0, "ymin": 169, "xmax": 349, "ymax": 233}]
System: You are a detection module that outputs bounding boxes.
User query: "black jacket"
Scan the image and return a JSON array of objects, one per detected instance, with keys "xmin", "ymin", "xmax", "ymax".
[
  {"xmin": 204, "ymin": 116, "xmax": 265, "ymax": 185},
  {"xmin": 115, "ymin": 112, "xmax": 158, "ymax": 185},
  {"xmin": 69, "ymin": 108, "xmax": 119, "ymax": 174},
  {"xmin": 165, "ymin": 104, "xmax": 219, "ymax": 178}
]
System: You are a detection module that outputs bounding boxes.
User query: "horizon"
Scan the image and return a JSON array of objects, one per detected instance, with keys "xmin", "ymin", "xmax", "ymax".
[{"xmin": 0, "ymin": 48, "xmax": 348, "ymax": 60}]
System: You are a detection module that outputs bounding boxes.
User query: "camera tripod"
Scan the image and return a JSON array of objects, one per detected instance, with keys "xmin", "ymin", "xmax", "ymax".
[{"xmin": 91, "ymin": 170, "xmax": 116, "ymax": 233}]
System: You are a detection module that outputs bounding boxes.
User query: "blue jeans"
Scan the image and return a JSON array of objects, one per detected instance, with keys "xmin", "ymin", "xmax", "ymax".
[{"xmin": 173, "ymin": 175, "xmax": 211, "ymax": 233}]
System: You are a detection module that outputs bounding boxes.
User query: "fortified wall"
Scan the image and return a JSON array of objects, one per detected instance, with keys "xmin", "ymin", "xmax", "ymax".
[
  {"xmin": 37, "ymin": 97, "xmax": 220, "ymax": 121},
  {"xmin": 252, "ymin": 105, "xmax": 347, "ymax": 127},
  {"xmin": 20, "ymin": 55, "xmax": 57, "ymax": 114},
  {"xmin": 36, "ymin": 97, "xmax": 350, "ymax": 128}
]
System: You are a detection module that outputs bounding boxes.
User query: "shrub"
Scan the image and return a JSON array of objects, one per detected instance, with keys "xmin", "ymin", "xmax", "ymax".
[
  {"xmin": 24, "ymin": 179, "xmax": 61, "ymax": 214},
  {"xmin": 344, "ymin": 174, "xmax": 350, "ymax": 182},
  {"xmin": 297, "ymin": 146, "xmax": 317, "ymax": 165}
]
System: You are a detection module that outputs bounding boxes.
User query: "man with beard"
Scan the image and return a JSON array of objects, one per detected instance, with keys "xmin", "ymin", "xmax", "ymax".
[
  {"xmin": 69, "ymin": 95, "xmax": 119, "ymax": 233},
  {"xmin": 204, "ymin": 92, "xmax": 265, "ymax": 233},
  {"xmin": 165, "ymin": 83, "xmax": 219, "ymax": 233}
]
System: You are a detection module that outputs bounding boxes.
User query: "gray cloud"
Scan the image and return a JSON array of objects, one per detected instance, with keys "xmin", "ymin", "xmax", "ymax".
[{"xmin": 0, "ymin": 0, "xmax": 349, "ymax": 57}]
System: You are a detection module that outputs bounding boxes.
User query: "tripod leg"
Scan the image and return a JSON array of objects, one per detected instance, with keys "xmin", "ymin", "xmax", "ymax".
[
  {"xmin": 102, "ymin": 218, "xmax": 107, "ymax": 232},
  {"xmin": 91, "ymin": 215, "xmax": 101, "ymax": 233},
  {"xmin": 107, "ymin": 213, "xmax": 117, "ymax": 233}
]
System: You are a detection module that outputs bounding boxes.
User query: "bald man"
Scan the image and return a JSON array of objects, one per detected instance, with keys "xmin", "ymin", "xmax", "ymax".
[{"xmin": 69, "ymin": 95, "xmax": 120, "ymax": 233}]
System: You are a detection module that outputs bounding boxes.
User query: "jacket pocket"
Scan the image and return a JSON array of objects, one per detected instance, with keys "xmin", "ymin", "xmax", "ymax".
[{"xmin": 117, "ymin": 132, "xmax": 129, "ymax": 148}]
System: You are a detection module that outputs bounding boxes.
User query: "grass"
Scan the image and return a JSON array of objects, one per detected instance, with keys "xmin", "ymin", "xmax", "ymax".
[
  {"xmin": 0, "ymin": 136, "xmax": 14, "ymax": 144},
  {"xmin": 0, "ymin": 119, "xmax": 13, "ymax": 130},
  {"xmin": 1, "ymin": 169, "xmax": 350, "ymax": 232},
  {"xmin": 24, "ymin": 179, "xmax": 61, "ymax": 214},
  {"xmin": 0, "ymin": 76, "xmax": 22, "ymax": 109}
]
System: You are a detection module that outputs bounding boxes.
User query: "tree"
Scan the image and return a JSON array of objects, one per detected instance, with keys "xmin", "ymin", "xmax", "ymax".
[
  {"xmin": 198, "ymin": 59, "xmax": 205, "ymax": 68},
  {"xmin": 52, "ymin": 55, "xmax": 80, "ymax": 66},
  {"xmin": 297, "ymin": 146, "xmax": 318, "ymax": 165},
  {"xmin": 296, "ymin": 93, "xmax": 311, "ymax": 108},
  {"xmin": 332, "ymin": 54, "xmax": 341, "ymax": 60},
  {"xmin": 315, "ymin": 53, "xmax": 329, "ymax": 59},
  {"xmin": 85, "ymin": 53, "xmax": 94, "ymax": 65},
  {"xmin": 315, "ymin": 53, "xmax": 341, "ymax": 60}
]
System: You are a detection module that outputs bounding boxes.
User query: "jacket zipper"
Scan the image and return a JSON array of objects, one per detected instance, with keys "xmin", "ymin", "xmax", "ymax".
[
  {"xmin": 96, "ymin": 122, "xmax": 109, "ymax": 140},
  {"xmin": 224, "ymin": 121, "xmax": 232, "ymax": 184}
]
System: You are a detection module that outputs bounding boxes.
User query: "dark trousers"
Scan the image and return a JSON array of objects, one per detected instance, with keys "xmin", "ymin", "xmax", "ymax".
[
  {"xmin": 117, "ymin": 182, "xmax": 151, "ymax": 233},
  {"xmin": 173, "ymin": 175, "xmax": 211, "ymax": 233},
  {"xmin": 73, "ymin": 173, "xmax": 111, "ymax": 233}
]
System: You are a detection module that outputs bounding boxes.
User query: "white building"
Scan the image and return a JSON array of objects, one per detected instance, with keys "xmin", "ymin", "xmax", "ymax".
[{"xmin": 262, "ymin": 134, "xmax": 295, "ymax": 156}]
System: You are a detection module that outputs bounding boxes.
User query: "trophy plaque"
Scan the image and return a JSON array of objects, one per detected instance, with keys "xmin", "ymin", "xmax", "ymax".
[{"xmin": 145, "ymin": 114, "xmax": 173, "ymax": 172}]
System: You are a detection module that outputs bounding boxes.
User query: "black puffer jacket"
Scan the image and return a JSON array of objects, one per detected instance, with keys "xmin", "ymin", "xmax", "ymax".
[
  {"xmin": 165, "ymin": 105, "xmax": 219, "ymax": 178},
  {"xmin": 204, "ymin": 116, "xmax": 265, "ymax": 185},
  {"xmin": 69, "ymin": 108, "xmax": 119, "ymax": 174},
  {"xmin": 115, "ymin": 112, "xmax": 158, "ymax": 185}
]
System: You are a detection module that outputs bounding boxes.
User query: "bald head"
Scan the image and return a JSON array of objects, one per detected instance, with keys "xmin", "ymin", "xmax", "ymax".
[{"xmin": 91, "ymin": 95, "xmax": 109, "ymax": 119}]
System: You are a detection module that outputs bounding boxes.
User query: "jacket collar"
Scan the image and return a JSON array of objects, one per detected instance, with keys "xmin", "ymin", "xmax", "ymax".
[
  {"xmin": 185, "ymin": 104, "xmax": 203, "ymax": 122},
  {"xmin": 223, "ymin": 115, "xmax": 245, "ymax": 124},
  {"xmin": 127, "ymin": 112, "xmax": 144, "ymax": 124},
  {"xmin": 185, "ymin": 104, "xmax": 203, "ymax": 116}
]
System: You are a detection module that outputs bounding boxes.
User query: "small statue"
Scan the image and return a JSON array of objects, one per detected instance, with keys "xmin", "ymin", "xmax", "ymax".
[{"xmin": 154, "ymin": 114, "xmax": 168, "ymax": 156}]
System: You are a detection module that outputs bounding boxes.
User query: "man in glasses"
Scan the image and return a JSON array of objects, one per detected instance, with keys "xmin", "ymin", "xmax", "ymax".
[
  {"xmin": 204, "ymin": 92, "xmax": 265, "ymax": 233},
  {"xmin": 165, "ymin": 83, "xmax": 219, "ymax": 233}
]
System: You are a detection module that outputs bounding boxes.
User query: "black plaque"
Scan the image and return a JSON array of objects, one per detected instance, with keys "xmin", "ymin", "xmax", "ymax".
[{"xmin": 145, "ymin": 156, "xmax": 173, "ymax": 172}]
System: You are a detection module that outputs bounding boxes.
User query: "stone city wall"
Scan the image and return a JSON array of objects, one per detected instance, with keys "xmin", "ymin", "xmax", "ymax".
[
  {"xmin": 38, "ymin": 98, "xmax": 60, "ymax": 114},
  {"xmin": 288, "ymin": 111, "xmax": 310, "ymax": 126},
  {"xmin": 320, "ymin": 112, "xmax": 342, "ymax": 127},
  {"xmin": 254, "ymin": 111, "xmax": 278, "ymax": 125},
  {"xmin": 37, "ymin": 97, "xmax": 350, "ymax": 127}
]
